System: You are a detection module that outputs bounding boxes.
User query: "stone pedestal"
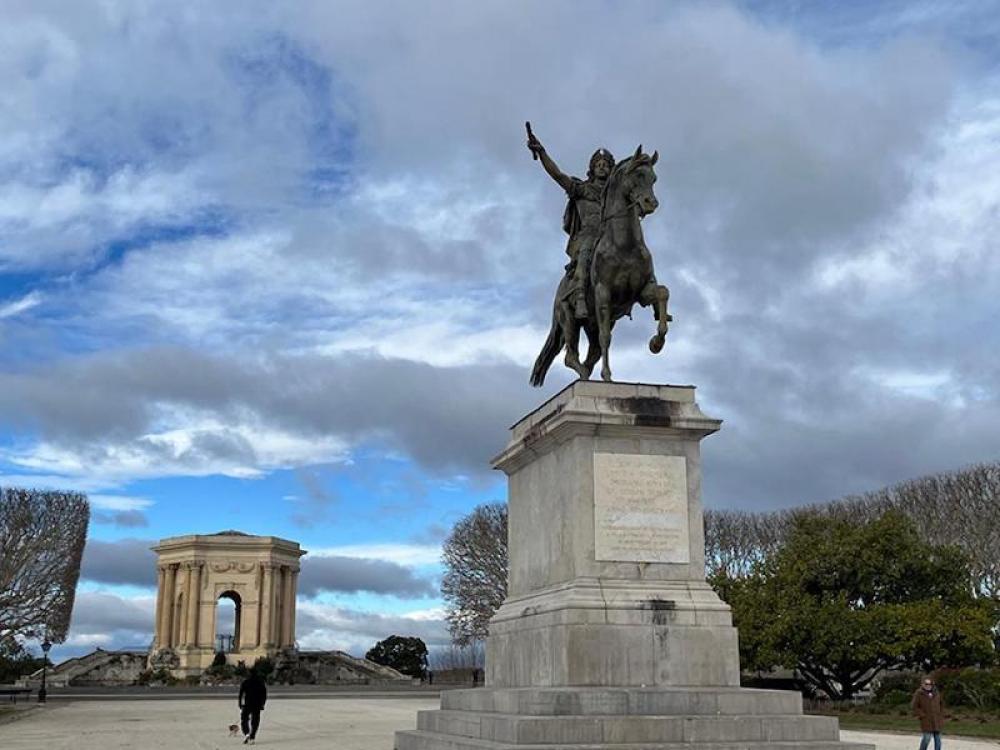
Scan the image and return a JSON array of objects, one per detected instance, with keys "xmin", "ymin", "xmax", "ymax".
[
  {"xmin": 396, "ymin": 381, "xmax": 871, "ymax": 750},
  {"xmin": 487, "ymin": 382, "xmax": 737, "ymax": 689}
]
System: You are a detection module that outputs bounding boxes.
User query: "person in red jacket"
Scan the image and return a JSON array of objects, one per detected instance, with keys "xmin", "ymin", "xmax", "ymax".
[{"xmin": 911, "ymin": 676, "xmax": 945, "ymax": 750}]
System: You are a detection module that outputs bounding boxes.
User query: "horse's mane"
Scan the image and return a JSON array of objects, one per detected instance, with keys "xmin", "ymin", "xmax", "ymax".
[{"xmin": 601, "ymin": 151, "xmax": 653, "ymax": 220}]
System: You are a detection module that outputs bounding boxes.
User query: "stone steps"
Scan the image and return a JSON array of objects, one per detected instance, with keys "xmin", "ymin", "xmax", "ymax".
[
  {"xmin": 397, "ymin": 688, "xmax": 872, "ymax": 750},
  {"xmin": 396, "ymin": 730, "xmax": 873, "ymax": 750},
  {"xmin": 417, "ymin": 710, "xmax": 840, "ymax": 744},
  {"xmin": 440, "ymin": 687, "xmax": 804, "ymax": 716}
]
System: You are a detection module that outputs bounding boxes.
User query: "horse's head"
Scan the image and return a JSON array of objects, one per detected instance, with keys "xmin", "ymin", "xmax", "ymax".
[{"xmin": 619, "ymin": 144, "xmax": 659, "ymax": 217}]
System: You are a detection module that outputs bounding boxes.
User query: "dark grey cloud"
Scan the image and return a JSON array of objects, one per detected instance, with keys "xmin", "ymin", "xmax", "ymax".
[
  {"xmin": 411, "ymin": 523, "xmax": 450, "ymax": 546},
  {"xmin": 298, "ymin": 555, "xmax": 435, "ymax": 598},
  {"xmin": 69, "ymin": 592, "xmax": 155, "ymax": 637},
  {"xmin": 78, "ymin": 537, "xmax": 436, "ymax": 598},
  {"xmin": 0, "ymin": 349, "xmax": 535, "ymax": 476},
  {"xmin": 80, "ymin": 538, "xmax": 157, "ymax": 587},
  {"xmin": 92, "ymin": 510, "xmax": 149, "ymax": 528},
  {"xmin": 690, "ymin": 297, "xmax": 1000, "ymax": 510}
]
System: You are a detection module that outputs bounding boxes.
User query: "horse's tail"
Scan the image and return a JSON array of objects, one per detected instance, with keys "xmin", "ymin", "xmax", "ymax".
[{"xmin": 530, "ymin": 319, "xmax": 563, "ymax": 387}]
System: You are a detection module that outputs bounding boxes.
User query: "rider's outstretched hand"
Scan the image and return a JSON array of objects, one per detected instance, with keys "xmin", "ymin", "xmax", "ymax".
[{"xmin": 525, "ymin": 122, "xmax": 544, "ymax": 157}]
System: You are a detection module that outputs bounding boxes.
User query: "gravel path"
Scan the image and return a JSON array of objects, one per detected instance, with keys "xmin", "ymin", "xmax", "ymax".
[{"xmin": 2, "ymin": 697, "xmax": 998, "ymax": 749}]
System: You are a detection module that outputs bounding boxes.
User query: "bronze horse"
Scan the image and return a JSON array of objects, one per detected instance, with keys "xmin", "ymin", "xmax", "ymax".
[{"xmin": 531, "ymin": 146, "xmax": 670, "ymax": 385}]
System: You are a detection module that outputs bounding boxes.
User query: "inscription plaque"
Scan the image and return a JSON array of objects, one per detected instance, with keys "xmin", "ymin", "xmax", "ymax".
[{"xmin": 593, "ymin": 453, "xmax": 690, "ymax": 563}]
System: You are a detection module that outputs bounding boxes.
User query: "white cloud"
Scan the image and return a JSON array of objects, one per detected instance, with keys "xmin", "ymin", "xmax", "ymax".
[
  {"xmin": 89, "ymin": 494, "xmax": 153, "ymax": 512},
  {"xmin": 814, "ymin": 94, "xmax": 1000, "ymax": 295},
  {"xmin": 295, "ymin": 600, "xmax": 449, "ymax": 654},
  {"xmin": 2, "ymin": 417, "xmax": 351, "ymax": 488},
  {"xmin": 310, "ymin": 544, "xmax": 442, "ymax": 567},
  {"xmin": 0, "ymin": 473, "xmax": 109, "ymax": 493},
  {"xmin": 0, "ymin": 291, "xmax": 42, "ymax": 318},
  {"xmin": 401, "ymin": 607, "xmax": 447, "ymax": 622}
]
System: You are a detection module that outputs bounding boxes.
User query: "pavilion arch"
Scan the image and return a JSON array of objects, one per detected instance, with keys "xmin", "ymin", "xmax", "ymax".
[
  {"xmin": 216, "ymin": 590, "xmax": 242, "ymax": 652},
  {"xmin": 149, "ymin": 532, "xmax": 306, "ymax": 677}
]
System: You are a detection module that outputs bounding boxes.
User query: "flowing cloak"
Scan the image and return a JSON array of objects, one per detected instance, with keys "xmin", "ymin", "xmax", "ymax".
[{"xmin": 561, "ymin": 177, "xmax": 604, "ymax": 261}]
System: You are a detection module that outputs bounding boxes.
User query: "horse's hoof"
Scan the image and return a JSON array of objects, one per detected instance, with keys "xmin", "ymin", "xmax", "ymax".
[
  {"xmin": 601, "ymin": 369, "xmax": 613, "ymax": 382},
  {"xmin": 649, "ymin": 335, "xmax": 665, "ymax": 354}
]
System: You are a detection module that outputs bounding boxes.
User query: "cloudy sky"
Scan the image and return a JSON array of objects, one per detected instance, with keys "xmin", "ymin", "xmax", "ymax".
[{"xmin": 2, "ymin": 1, "xmax": 999, "ymax": 660}]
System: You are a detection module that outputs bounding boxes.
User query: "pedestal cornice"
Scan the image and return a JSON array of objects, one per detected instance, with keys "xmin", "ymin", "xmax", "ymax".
[{"xmin": 492, "ymin": 381, "xmax": 722, "ymax": 475}]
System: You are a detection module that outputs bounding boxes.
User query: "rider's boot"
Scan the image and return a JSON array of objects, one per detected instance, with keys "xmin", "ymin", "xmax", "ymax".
[{"xmin": 573, "ymin": 288, "xmax": 588, "ymax": 319}]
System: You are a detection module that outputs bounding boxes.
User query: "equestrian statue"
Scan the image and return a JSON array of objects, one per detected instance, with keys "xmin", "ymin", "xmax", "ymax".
[{"xmin": 526, "ymin": 122, "xmax": 671, "ymax": 386}]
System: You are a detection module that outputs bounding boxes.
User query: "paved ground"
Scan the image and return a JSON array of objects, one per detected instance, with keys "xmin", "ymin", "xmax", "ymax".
[
  {"xmin": 0, "ymin": 696, "xmax": 441, "ymax": 749},
  {"xmin": 1, "ymin": 697, "xmax": 998, "ymax": 749},
  {"xmin": 842, "ymin": 731, "xmax": 999, "ymax": 750}
]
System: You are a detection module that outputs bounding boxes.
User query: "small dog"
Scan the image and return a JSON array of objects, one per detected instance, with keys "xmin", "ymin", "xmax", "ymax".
[{"xmin": 228, "ymin": 724, "xmax": 240, "ymax": 737}]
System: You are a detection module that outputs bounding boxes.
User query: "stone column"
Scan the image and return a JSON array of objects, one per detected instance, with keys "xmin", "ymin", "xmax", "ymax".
[
  {"xmin": 261, "ymin": 563, "xmax": 275, "ymax": 648},
  {"xmin": 153, "ymin": 566, "xmax": 166, "ymax": 648},
  {"xmin": 179, "ymin": 563, "xmax": 193, "ymax": 646},
  {"xmin": 275, "ymin": 566, "xmax": 285, "ymax": 646},
  {"xmin": 281, "ymin": 566, "xmax": 295, "ymax": 646},
  {"xmin": 161, "ymin": 564, "xmax": 177, "ymax": 648},
  {"xmin": 288, "ymin": 569, "xmax": 298, "ymax": 647},
  {"xmin": 185, "ymin": 562, "xmax": 202, "ymax": 648},
  {"xmin": 272, "ymin": 564, "xmax": 282, "ymax": 648}
]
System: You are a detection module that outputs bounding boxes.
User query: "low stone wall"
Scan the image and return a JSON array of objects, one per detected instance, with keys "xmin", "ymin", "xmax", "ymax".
[
  {"xmin": 292, "ymin": 651, "xmax": 411, "ymax": 684},
  {"xmin": 17, "ymin": 650, "xmax": 148, "ymax": 688}
]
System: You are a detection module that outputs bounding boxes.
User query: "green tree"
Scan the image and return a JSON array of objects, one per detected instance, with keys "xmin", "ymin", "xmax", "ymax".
[
  {"xmin": 366, "ymin": 635, "xmax": 428, "ymax": 679},
  {"xmin": 720, "ymin": 511, "xmax": 996, "ymax": 699},
  {"xmin": 0, "ymin": 640, "xmax": 47, "ymax": 684},
  {"xmin": 252, "ymin": 656, "xmax": 274, "ymax": 683}
]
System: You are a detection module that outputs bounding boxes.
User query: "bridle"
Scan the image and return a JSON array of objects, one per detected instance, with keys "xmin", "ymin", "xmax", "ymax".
[{"xmin": 599, "ymin": 160, "xmax": 652, "ymax": 226}]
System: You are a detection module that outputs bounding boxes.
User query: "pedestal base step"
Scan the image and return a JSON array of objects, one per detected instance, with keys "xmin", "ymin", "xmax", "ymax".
[
  {"xmin": 442, "ymin": 687, "xmax": 805, "ymax": 716},
  {"xmin": 394, "ymin": 688, "xmax": 874, "ymax": 750},
  {"xmin": 396, "ymin": 732, "xmax": 873, "ymax": 750}
]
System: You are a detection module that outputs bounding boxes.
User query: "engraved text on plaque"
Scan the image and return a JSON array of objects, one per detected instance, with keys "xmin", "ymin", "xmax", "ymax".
[{"xmin": 593, "ymin": 453, "xmax": 689, "ymax": 563}]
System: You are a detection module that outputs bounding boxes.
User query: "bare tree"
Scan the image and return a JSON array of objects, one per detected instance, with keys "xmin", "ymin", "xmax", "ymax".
[
  {"xmin": 441, "ymin": 502, "xmax": 507, "ymax": 645},
  {"xmin": 429, "ymin": 641, "xmax": 485, "ymax": 670},
  {"xmin": 444, "ymin": 462, "xmax": 1000, "ymax": 648},
  {"xmin": 0, "ymin": 487, "xmax": 89, "ymax": 650},
  {"xmin": 706, "ymin": 461, "xmax": 1000, "ymax": 603}
]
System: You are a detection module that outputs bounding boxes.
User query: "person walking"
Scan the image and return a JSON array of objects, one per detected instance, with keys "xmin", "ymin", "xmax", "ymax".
[
  {"xmin": 238, "ymin": 667, "xmax": 268, "ymax": 745},
  {"xmin": 912, "ymin": 676, "xmax": 945, "ymax": 750}
]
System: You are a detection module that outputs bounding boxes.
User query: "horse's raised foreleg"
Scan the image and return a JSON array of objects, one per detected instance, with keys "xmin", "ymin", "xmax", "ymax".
[
  {"xmin": 640, "ymin": 282, "xmax": 671, "ymax": 354},
  {"xmin": 595, "ymin": 282, "xmax": 613, "ymax": 381}
]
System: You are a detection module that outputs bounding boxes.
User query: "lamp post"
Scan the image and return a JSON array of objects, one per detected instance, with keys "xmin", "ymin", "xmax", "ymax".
[{"xmin": 38, "ymin": 636, "xmax": 52, "ymax": 703}]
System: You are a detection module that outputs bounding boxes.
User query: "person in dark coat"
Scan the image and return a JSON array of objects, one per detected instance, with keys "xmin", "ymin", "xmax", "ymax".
[
  {"xmin": 238, "ymin": 668, "xmax": 268, "ymax": 745},
  {"xmin": 911, "ymin": 676, "xmax": 945, "ymax": 750}
]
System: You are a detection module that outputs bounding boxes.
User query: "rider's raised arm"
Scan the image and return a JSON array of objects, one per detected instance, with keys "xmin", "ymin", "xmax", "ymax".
[
  {"xmin": 538, "ymin": 149, "xmax": 573, "ymax": 192},
  {"xmin": 527, "ymin": 131, "xmax": 573, "ymax": 192}
]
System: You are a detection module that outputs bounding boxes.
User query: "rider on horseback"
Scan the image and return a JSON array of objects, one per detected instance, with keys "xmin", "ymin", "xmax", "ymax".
[
  {"xmin": 527, "ymin": 128, "xmax": 671, "ymax": 386},
  {"xmin": 526, "ymin": 126, "xmax": 613, "ymax": 320}
]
